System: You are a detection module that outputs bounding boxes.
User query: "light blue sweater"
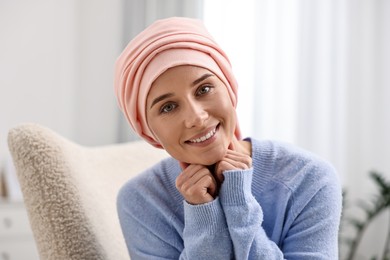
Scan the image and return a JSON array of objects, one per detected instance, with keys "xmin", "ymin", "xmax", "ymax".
[{"xmin": 117, "ymin": 139, "xmax": 342, "ymax": 259}]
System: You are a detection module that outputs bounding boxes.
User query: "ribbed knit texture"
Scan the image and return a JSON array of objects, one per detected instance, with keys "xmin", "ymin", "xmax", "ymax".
[{"xmin": 117, "ymin": 139, "xmax": 342, "ymax": 259}]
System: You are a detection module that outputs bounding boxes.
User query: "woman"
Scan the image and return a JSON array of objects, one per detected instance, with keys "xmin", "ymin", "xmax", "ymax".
[{"xmin": 114, "ymin": 17, "xmax": 342, "ymax": 259}]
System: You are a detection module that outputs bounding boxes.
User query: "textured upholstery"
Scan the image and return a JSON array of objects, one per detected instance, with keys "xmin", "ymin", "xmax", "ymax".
[{"xmin": 7, "ymin": 123, "xmax": 168, "ymax": 260}]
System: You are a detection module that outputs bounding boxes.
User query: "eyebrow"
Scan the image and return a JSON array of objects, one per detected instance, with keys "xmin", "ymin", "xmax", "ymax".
[
  {"xmin": 150, "ymin": 73, "xmax": 215, "ymax": 109},
  {"xmin": 150, "ymin": 93, "xmax": 174, "ymax": 109},
  {"xmin": 192, "ymin": 73, "xmax": 214, "ymax": 86}
]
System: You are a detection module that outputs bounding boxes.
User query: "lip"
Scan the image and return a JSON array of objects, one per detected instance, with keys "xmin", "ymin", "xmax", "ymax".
[{"xmin": 185, "ymin": 124, "xmax": 219, "ymax": 145}]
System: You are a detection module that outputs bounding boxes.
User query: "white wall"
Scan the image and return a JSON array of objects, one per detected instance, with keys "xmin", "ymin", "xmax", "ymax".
[{"xmin": 0, "ymin": 0, "xmax": 123, "ymax": 163}]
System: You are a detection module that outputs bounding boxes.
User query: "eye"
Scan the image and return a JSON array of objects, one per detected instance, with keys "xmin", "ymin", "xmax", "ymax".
[
  {"xmin": 160, "ymin": 103, "xmax": 177, "ymax": 114},
  {"xmin": 196, "ymin": 85, "xmax": 213, "ymax": 96}
]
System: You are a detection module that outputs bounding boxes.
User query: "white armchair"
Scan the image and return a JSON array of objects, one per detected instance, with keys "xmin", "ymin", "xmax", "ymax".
[{"xmin": 7, "ymin": 123, "xmax": 167, "ymax": 260}]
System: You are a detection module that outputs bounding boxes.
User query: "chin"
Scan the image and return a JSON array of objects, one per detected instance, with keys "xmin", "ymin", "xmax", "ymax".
[
  {"xmin": 196, "ymin": 158, "xmax": 219, "ymax": 166},
  {"xmin": 195, "ymin": 150, "xmax": 227, "ymax": 166},
  {"xmin": 180, "ymin": 152, "xmax": 223, "ymax": 166},
  {"xmin": 170, "ymin": 142, "xmax": 229, "ymax": 166}
]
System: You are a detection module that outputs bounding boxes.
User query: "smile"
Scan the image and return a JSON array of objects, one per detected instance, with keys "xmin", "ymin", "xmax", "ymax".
[{"xmin": 188, "ymin": 126, "xmax": 217, "ymax": 143}]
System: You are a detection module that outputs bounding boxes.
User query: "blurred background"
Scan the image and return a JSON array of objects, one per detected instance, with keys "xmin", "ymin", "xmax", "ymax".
[{"xmin": 1, "ymin": 0, "xmax": 389, "ymax": 259}]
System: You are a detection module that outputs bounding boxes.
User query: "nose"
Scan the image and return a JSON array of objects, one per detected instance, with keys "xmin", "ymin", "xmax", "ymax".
[{"xmin": 184, "ymin": 101, "xmax": 208, "ymax": 128}]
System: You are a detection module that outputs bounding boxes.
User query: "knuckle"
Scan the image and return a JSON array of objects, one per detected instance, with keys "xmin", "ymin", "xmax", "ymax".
[
  {"xmin": 246, "ymin": 158, "xmax": 253, "ymax": 167},
  {"xmin": 175, "ymin": 178, "xmax": 181, "ymax": 188},
  {"xmin": 241, "ymin": 156, "xmax": 252, "ymax": 168},
  {"xmin": 175, "ymin": 176, "xmax": 185, "ymax": 189},
  {"xmin": 186, "ymin": 186, "xmax": 197, "ymax": 197},
  {"xmin": 180, "ymin": 182, "xmax": 191, "ymax": 193},
  {"xmin": 204, "ymin": 174, "xmax": 214, "ymax": 183}
]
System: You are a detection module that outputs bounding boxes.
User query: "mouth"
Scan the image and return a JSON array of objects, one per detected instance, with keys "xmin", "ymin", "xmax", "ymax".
[{"xmin": 186, "ymin": 124, "xmax": 219, "ymax": 144}]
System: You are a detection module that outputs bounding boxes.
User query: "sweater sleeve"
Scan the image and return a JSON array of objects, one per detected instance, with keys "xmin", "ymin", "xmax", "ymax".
[
  {"xmin": 117, "ymin": 180, "xmax": 233, "ymax": 260},
  {"xmin": 219, "ymin": 169, "xmax": 284, "ymax": 259},
  {"xmin": 181, "ymin": 198, "xmax": 233, "ymax": 259},
  {"xmin": 219, "ymin": 167, "xmax": 342, "ymax": 260}
]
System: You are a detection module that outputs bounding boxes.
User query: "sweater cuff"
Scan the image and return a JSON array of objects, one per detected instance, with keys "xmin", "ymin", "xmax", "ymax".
[
  {"xmin": 219, "ymin": 168, "xmax": 254, "ymax": 206},
  {"xmin": 183, "ymin": 197, "xmax": 227, "ymax": 235}
]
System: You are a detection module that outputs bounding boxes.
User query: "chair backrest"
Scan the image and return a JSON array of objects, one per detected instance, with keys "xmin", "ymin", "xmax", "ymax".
[{"xmin": 7, "ymin": 123, "xmax": 168, "ymax": 260}]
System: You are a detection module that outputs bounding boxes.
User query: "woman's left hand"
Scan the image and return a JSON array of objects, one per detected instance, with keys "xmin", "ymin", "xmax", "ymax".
[{"xmin": 214, "ymin": 142, "xmax": 252, "ymax": 184}]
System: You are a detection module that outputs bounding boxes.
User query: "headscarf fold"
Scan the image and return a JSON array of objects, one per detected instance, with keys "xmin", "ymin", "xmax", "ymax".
[{"xmin": 114, "ymin": 17, "xmax": 240, "ymax": 148}]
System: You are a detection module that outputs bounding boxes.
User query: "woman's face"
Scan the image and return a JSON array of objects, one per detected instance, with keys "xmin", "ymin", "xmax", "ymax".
[{"xmin": 146, "ymin": 65, "xmax": 237, "ymax": 165}]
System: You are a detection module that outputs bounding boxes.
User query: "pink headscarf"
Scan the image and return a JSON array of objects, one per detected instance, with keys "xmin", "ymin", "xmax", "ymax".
[{"xmin": 114, "ymin": 17, "xmax": 241, "ymax": 148}]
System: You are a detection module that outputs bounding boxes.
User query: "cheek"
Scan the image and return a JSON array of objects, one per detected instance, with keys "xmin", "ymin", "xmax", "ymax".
[
  {"xmin": 148, "ymin": 118, "xmax": 177, "ymax": 147},
  {"xmin": 218, "ymin": 98, "xmax": 236, "ymax": 124},
  {"xmin": 147, "ymin": 116, "xmax": 163, "ymax": 143},
  {"xmin": 219, "ymin": 102, "xmax": 238, "ymax": 141}
]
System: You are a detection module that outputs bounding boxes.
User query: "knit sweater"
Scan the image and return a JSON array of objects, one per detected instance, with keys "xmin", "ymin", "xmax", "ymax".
[{"xmin": 117, "ymin": 138, "xmax": 342, "ymax": 259}]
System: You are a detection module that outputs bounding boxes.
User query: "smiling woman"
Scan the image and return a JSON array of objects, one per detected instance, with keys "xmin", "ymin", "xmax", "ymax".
[
  {"xmin": 114, "ymin": 17, "xmax": 342, "ymax": 259},
  {"xmin": 146, "ymin": 65, "xmax": 238, "ymax": 166}
]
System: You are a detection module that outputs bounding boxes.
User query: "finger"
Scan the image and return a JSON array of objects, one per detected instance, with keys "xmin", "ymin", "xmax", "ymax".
[
  {"xmin": 214, "ymin": 160, "xmax": 243, "ymax": 182},
  {"xmin": 183, "ymin": 173, "xmax": 212, "ymax": 196},
  {"xmin": 225, "ymin": 148, "xmax": 246, "ymax": 157},
  {"xmin": 214, "ymin": 156, "xmax": 251, "ymax": 180},
  {"xmin": 224, "ymin": 150, "xmax": 252, "ymax": 168},
  {"xmin": 214, "ymin": 160, "xmax": 234, "ymax": 180},
  {"xmin": 197, "ymin": 174, "xmax": 217, "ymax": 198},
  {"xmin": 179, "ymin": 161, "xmax": 189, "ymax": 170},
  {"xmin": 221, "ymin": 157, "xmax": 250, "ymax": 170},
  {"xmin": 181, "ymin": 172, "xmax": 217, "ymax": 204},
  {"xmin": 176, "ymin": 166, "xmax": 212, "ymax": 191},
  {"xmin": 214, "ymin": 162, "xmax": 225, "ymax": 183},
  {"xmin": 176, "ymin": 164, "xmax": 204, "ymax": 188}
]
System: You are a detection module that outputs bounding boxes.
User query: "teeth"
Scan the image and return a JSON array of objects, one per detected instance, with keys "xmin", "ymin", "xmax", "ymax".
[{"xmin": 189, "ymin": 128, "xmax": 216, "ymax": 143}]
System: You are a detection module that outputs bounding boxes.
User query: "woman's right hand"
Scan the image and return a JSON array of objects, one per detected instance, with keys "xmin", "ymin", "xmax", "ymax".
[{"xmin": 176, "ymin": 163, "xmax": 217, "ymax": 205}]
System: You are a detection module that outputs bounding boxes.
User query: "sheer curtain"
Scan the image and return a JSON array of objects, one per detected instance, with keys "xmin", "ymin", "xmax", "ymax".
[
  {"xmin": 204, "ymin": 0, "xmax": 348, "ymax": 174},
  {"xmin": 204, "ymin": 0, "xmax": 390, "ymax": 258}
]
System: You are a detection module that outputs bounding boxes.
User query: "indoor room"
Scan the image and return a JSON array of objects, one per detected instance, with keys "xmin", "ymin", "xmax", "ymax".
[{"xmin": 1, "ymin": 0, "xmax": 389, "ymax": 259}]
